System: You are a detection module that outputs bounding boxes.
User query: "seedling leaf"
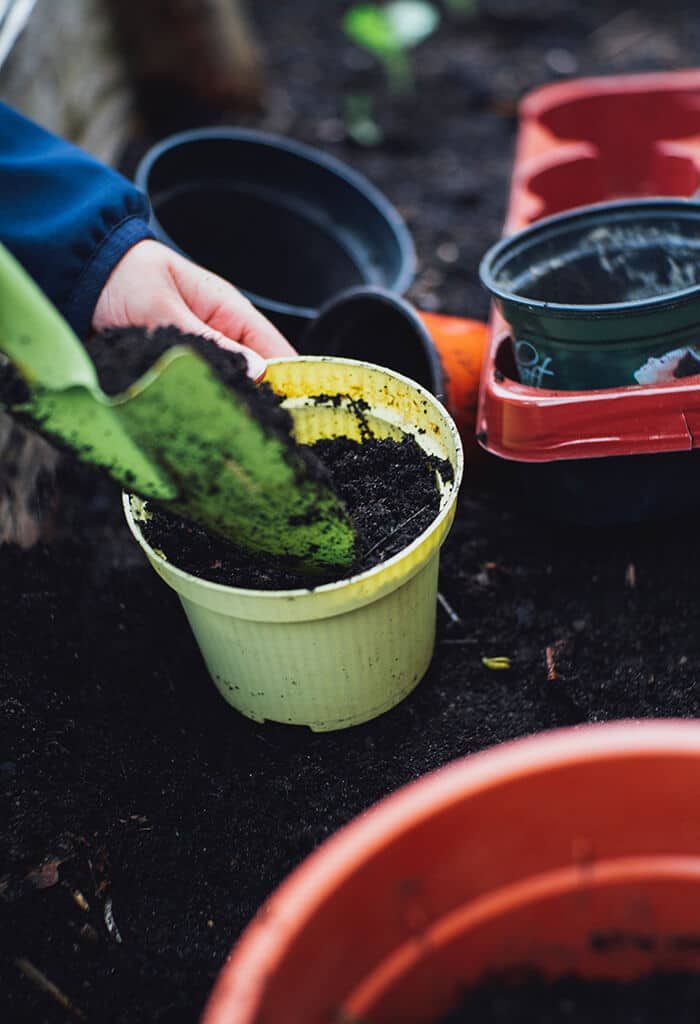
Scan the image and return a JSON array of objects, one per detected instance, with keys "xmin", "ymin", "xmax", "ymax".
[
  {"xmin": 343, "ymin": 4, "xmax": 400, "ymax": 56},
  {"xmin": 343, "ymin": 1, "xmax": 439, "ymax": 95},
  {"xmin": 384, "ymin": 0, "xmax": 440, "ymax": 48}
]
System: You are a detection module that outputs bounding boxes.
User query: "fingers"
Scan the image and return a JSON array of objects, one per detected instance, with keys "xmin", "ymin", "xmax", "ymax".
[
  {"xmin": 170, "ymin": 255, "xmax": 298, "ymax": 360},
  {"xmin": 236, "ymin": 305, "xmax": 298, "ymax": 361},
  {"xmin": 172, "ymin": 307, "xmax": 268, "ymax": 382},
  {"xmin": 91, "ymin": 240, "xmax": 295, "ymax": 381}
]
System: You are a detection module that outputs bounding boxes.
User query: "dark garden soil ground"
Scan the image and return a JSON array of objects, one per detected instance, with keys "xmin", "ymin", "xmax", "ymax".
[{"xmin": 5, "ymin": 1, "xmax": 700, "ymax": 1021}]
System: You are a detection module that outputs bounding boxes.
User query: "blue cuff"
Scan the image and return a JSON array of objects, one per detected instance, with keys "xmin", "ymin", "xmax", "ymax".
[{"xmin": 63, "ymin": 215, "xmax": 155, "ymax": 339}]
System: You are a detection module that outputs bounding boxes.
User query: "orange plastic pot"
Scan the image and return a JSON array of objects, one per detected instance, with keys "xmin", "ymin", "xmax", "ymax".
[
  {"xmin": 419, "ymin": 310, "xmax": 488, "ymax": 457},
  {"xmin": 203, "ymin": 720, "xmax": 700, "ymax": 1024}
]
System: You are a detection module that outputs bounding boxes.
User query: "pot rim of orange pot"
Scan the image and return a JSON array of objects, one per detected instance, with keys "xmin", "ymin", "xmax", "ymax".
[{"xmin": 203, "ymin": 718, "xmax": 700, "ymax": 1023}]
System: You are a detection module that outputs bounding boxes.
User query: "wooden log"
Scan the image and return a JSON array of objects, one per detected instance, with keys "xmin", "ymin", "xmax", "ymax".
[
  {"xmin": 0, "ymin": 412, "xmax": 58, "ymax": 548},
  {"xmin": 110, "ymin": 0, "xmax": 264, "ymax": 117}
]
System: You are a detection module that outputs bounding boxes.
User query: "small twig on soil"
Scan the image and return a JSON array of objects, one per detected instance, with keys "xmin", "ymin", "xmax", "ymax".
[
  {"xmin": 439, "ymin": 637, "xmax": 479, "ymax": 646},
  {"xmin": 104, "ymin": 895, "xmax": 123, "ymax": 944},
  {"xmin": 362, "ymin": 505, "xmax": 429, "ymax": 561},
  {"xmin": 15, "ymin": 958, "xmax": 85, "ymax": 1020},
  {"xmin": 437, "ymin": 591, "xmax": 462, "ymax": 625},
  {"xmin": 625, "ymin": 562, "xmax": 636, "ymax": 589},
  {"xmin": 545, "ymin": 645, "xmax": 557, "ymax": 682}
]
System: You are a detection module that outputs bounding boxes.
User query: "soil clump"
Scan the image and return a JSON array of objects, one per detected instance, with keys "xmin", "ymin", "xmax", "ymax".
[{"xmin": 90, "ymin": 325, "xmax": 299, "ymax": 449}]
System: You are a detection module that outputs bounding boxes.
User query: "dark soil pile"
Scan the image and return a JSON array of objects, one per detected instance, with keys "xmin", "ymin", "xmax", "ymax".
[
  {"xmin": 5, "ymin": 2, "xmax": 700, "ymax": 1023},
  {"xmin": 90, "ymin": 325, "xmax": 304, "ymax": 453},
  {"xmin": 441, "ymin": 972, "xmax": 700, "ymax": 1022},
  {"xmin": 143, "ymin": 434, "xmax": 444, "ymax": 588}
]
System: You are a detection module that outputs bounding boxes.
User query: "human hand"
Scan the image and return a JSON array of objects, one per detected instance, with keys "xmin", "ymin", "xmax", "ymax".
[{"xmin": 92, "ymin": 239, "xmax": 296, "ymax": 380}]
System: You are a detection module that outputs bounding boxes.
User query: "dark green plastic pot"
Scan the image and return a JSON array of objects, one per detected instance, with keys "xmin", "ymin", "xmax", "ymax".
[{"xmin": 479, "ymin": 198, "xmax": 700, "ymax": 390}]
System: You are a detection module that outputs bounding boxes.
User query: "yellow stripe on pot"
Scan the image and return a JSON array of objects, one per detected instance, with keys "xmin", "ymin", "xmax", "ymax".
[{"xmin": 124, "ymin": 356, "xmax": 463, "ymax": 731}]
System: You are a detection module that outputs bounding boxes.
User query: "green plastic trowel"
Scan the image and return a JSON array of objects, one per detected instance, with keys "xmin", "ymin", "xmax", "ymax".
[{"xmin": 0, "ymin": 244, "xmax": 355, "ymax": 570}]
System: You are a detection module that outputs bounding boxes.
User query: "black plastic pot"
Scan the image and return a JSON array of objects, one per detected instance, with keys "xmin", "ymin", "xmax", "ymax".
[
  {"xmin": 301, "ymin": 286, "xmax": 445, "ymax": 402},
  {"xmin": 134, "ymin": 129, "xmax": 416, "ymax": 345}
]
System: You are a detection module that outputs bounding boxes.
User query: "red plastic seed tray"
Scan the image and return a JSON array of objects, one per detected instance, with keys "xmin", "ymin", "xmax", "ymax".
[{"xmin": 477, "ymin": 70, "xmax": 700, "ymax": 473}]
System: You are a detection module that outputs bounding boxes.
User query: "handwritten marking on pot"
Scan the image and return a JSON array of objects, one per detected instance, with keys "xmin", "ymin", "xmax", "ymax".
[
  {"xmin": 514, "ymin": 339, "xmax": 554, "ymax": 388},
  {"xmin": 482, "ymin": 655, "xmax": 511, "ymax": 670}
]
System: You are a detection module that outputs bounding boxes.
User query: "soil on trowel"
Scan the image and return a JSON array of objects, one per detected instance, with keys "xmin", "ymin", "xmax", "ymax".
[
  {"xmin": 91, "ymin": 321, "xmax": 333, "ymax": 510},
  {"xmin": 142, "ymin": 433, "xmax": 445, "ymax": 589},
  {"xmin": 440, "ymin": 971, "xmax": 700, "ymax": 1023},
  {"xmin": 90, "ymin": 325, "xmax": 446, "ymax": 588},
  {"xmin": 89, "ymin": 325, "xmax": 301, "ymax": 451}
]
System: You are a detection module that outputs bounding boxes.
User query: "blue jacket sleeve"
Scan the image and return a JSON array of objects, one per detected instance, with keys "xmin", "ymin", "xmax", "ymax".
[{"xmin": 0, "ymin": 103, "xmax": 154, "ymax": 339}]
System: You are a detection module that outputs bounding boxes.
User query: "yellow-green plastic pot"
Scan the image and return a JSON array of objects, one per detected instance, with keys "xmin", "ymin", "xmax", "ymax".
[{"xmin": 123, "ymin": 357, "xmax": 463, "ymax": 731}]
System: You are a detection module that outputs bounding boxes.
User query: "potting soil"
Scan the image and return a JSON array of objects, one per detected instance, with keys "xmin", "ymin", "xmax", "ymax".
[
  {"xmin": 440, "ymin": 971, "xmax": 700, "ymax": 1022},
  {"xmin": 6, "ymin": 1, "xmax": 700, "ymax": 1021},
  {"xmin": 141, "ymin": 433, "xmax": 445, "ymax": 588}
]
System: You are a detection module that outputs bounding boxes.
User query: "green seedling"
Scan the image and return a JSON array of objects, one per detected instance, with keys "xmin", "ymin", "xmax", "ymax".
[
  {"xmin": 343, "ymin": 0, "xmax": 440, "ymax": 96},
  {"xmin": 0, "ymin": 244, "xmax": 355, "ymax": 570},
  {"xmin": 344, "ymin": 92, "xmax": 384, "ymax": 147}
]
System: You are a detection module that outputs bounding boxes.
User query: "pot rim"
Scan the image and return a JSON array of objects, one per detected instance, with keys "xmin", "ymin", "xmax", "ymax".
[
  {"xmin": 203, "ymin": 718, "xmax": 700, "ymax": 1024},
  {"xmin": 479, "ymin": 197, "xmax": 700, "ymax": 319},
  {"xmin": 303, "ymin": 284, "xmax": 447, "ymax": 402},
  {"xmin": 123, "ymin": 355, "xmax": 463, "ymax": 602},
  {"xmin": 134, "ymin": 127, "xmax": 417, "ymax": 319}
]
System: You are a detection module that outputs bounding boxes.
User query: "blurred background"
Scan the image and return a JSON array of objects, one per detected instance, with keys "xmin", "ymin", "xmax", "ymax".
[{"xmin": 3, "ymin": 0, "xmax": 700, "ymax": 326}]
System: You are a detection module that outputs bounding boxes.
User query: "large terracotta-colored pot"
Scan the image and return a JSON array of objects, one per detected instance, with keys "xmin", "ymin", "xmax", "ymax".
[{"xmin": 203, "ymin": 720, "xmax": 700, "ymax": 1023}]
